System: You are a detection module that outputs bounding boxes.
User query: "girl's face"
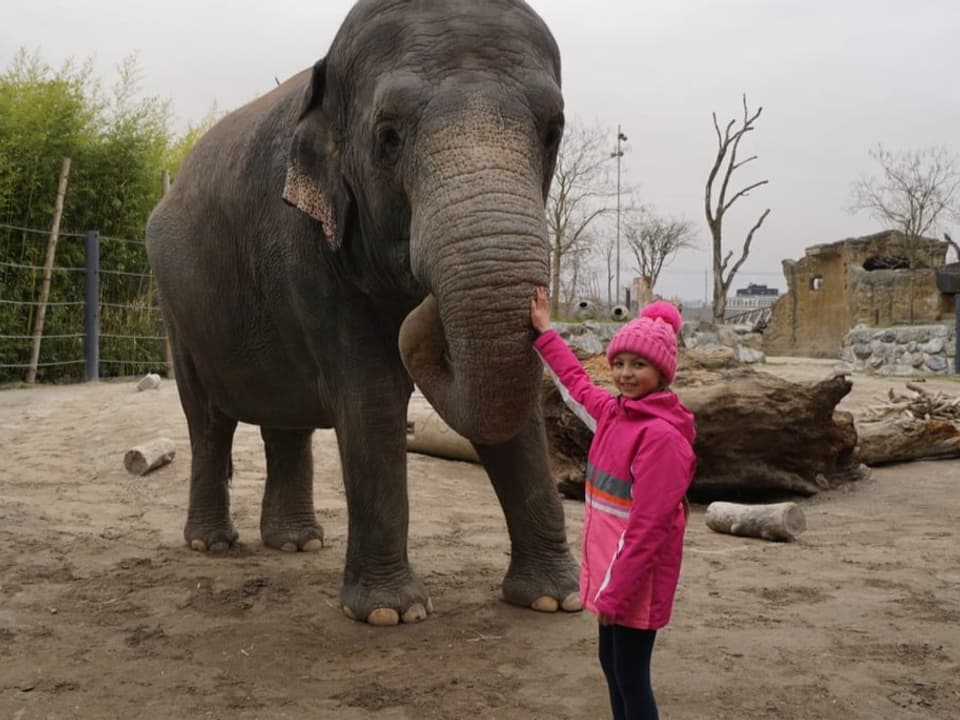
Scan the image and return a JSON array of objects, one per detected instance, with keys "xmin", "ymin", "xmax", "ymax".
[{"xmin": 611, "ymin": 352, "xmax": 663, "ymax": 399}]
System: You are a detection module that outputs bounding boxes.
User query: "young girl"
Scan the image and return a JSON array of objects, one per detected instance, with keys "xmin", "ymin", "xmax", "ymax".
[{"xmin": 530, "ymin": 287, "xmax": 696, "ymax": 720}]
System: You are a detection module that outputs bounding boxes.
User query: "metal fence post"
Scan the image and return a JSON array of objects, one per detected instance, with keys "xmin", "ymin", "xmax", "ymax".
[{"xmin": 85, "ymin": 230, "xmax": 99, "ymax": 381}]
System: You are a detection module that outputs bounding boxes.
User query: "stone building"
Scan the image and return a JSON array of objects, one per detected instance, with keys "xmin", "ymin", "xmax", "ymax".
[{"xmin": 764, "ymin": 230, "xmax": 952, "ymax": 357}]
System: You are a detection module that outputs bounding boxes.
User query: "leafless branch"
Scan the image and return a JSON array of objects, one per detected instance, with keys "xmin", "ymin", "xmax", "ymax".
[{"xmin": 704, "ymin": 94, "xmax": 769, "ymax": 320}]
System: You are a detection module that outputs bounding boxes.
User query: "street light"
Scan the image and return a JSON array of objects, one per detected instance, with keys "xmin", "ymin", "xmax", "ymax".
[{"xmin": 610, "ymin": 126, "xmax": 627, "ymax": 306}]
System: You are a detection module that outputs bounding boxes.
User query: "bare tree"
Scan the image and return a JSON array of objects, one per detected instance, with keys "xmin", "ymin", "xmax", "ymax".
[
  {"xmin": 851, "ymin": 145, "xmax": 960, "ymax": 321},
  {"xmin": 851, "ymin": 145, "xmax": 960, "ymax": 262},
  {"xmin": 624, "ymin": 206, "xmax": 697, "ymax": 298},
  {"xmin": 545, "ymin": 121, "xmax": 615, "ymax": 316},
  {"xmin": 705, "ymin": 94, "xmax": 770, "ymax": 320}
]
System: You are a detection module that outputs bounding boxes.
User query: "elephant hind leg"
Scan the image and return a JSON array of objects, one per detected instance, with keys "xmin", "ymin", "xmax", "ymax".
[
  {"xmin": 259, "ymin": 427, "xmax": 324, "ymax": 552},
  {"xmin": 174, "ymin": 346, "xmax": 239, "ymax": 552}
]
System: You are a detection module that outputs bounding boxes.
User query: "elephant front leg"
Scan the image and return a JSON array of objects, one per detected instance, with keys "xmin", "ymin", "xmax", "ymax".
[
  {"xmin": 474, "ymin": 411, "xmax": 582, "ymax": 613},
  {"xmin": 337, "ymin": 403, "xmax": 431, "ymax": 626},
  {"xmin": 260, "ymin": 427, "xmax": 324, "ymax": 552}
]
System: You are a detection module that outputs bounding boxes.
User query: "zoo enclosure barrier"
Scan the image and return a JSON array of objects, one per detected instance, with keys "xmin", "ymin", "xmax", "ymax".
[{"xmin": 0, "ymin": 222, "xmax": 171, "ymax": 385}]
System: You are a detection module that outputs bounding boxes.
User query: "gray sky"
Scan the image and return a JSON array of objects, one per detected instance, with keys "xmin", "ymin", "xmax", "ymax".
[{"xmin": 3, "ymin": 0, "xmax": 959, "ymax": 302}]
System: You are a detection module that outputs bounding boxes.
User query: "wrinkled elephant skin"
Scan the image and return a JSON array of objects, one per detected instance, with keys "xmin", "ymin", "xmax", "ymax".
[{"xmin": 146, "ymin": 0, "xmax": 579, "ymax": 625}]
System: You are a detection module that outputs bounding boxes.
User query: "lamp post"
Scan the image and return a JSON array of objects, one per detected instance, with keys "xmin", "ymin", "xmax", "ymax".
[{"xmin": 610, "ymin": 125, "xmax": 627, "ymax": 306}]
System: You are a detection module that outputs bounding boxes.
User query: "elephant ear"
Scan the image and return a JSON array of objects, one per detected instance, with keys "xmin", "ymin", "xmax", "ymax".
[{"xmin": 283, "ymin": 58, "xmax": 350, "ymax": 251}]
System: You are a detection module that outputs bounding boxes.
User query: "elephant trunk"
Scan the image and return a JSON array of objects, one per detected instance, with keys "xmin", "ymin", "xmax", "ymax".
[{"xmin": 399, "ymin": 110, "xmax": 549, "ymax": 445}]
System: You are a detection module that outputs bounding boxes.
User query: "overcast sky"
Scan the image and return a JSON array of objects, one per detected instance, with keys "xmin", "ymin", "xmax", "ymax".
[{"xmin": 3, "ymin": 0, "xmax": 959, "ymax": 302}]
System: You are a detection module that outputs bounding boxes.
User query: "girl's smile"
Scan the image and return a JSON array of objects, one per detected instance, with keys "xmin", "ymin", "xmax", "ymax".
[{"xmin": 611, "ymin": 352, "xmax": 663, "ymax": 399}]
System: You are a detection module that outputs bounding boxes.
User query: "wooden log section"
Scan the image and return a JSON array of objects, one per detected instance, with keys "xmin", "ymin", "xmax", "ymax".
[
  {"xmin": 124, "ymin": 438, "xmax": 176, "ymax": 476},
  {"xmin": 705, "ymin": 501, "xmax": 807, "ymax": 542},
  {"xmin": 856, "ymin": 416, "xmax": 960, "ymax": 465},
  {"xmin": 406, "ymin": 408, "xmax": 480, "ymax": 463}
]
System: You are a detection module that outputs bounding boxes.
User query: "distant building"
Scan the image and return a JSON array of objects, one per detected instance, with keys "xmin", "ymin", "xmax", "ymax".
[
  {"xmin": 736, "ymin": 283, "xmax": 779, "ymax": 297},
  {"xmin": 727, "ymin": 283, "xmax": 780, "ymax": 314}
]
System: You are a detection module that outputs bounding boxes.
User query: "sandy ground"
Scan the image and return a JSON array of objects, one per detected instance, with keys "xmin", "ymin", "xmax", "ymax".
[{"xmin": 1, "ymin": 358, "xmax": 959, "ymax": 720}]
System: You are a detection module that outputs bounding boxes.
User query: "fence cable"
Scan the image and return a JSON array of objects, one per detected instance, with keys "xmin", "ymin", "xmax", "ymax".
[{"xmin": 1, "ymin": 223, "xmax": 166, "ymax": 381}]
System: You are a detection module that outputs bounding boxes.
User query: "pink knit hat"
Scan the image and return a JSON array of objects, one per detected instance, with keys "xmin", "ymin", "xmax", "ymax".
[{"xmin": 605, "ymin": 300, "xmax": 682, "ymax": 383}]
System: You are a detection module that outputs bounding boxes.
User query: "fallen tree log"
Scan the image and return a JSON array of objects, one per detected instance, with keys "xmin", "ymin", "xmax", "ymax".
[
  {"xmin": 543, "ymin": 363, "xmax": 868, "ymax": 502},
  {"xmin": 705, "ymin": 501, "xmax": 806, "ymax": 542},
  {"xmin": 124, "ymin": 437, "xmax": 176, "ymax": 476},
  {"xmin": 854, "ymin": 381, "xmax": 960, "ymax": 465},
  {"xmin": 856, "ymin": 415, "xmax": 960, "ymax": 465},
  {"xmin": 406, "ymin": 407, "xmax": 480, "ymax": 463}
]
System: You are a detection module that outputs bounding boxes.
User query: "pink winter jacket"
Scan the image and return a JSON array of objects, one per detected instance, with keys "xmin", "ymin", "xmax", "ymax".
[{"xmin": 535, "ymin": 329, "xmax": 696, "ymax": 629}]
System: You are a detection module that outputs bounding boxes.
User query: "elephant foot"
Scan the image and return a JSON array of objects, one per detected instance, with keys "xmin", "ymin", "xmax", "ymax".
[
  {"xmin": 340, "ymin": 569, "xmax": 433, "ymax": 626},
  {"xmin": 501, "ymin": 553, "xmax": 581, "ymax": 613},
  {"xmin": 184, "ymin": 518, "xmax": 239, "ymax": 553},
  {"xmin": 261, "ymin": 518, "xmax": 325, "ymax": 553}
]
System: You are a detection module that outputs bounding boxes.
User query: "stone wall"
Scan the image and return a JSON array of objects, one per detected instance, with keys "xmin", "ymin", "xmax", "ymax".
[
  {"xmin": 551, "ymin": 320, "xmax": 765, "ymax": 364},
  {"xmin": 680, "ymin": 321, "xmax": 766, "ymax": 364},
  {"xmin": 764, "ymin": 231, "xmax": 950, "ymax": 358},
  {"xmin": 841, "ymin": 323, "xmax": 957, "ymax": 375}
]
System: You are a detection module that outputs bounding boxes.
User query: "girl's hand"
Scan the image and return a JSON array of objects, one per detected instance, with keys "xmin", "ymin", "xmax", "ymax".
[
  {"xmin": 597, "ymin": 613, "xmax": 615, "ymax": 626},
  {"xmin": 530, "ymin": 286, "xmax": 552, "ymax": 333}
]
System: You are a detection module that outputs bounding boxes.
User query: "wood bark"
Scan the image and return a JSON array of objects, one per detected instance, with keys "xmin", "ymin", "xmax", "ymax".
[
  {"xmin": 542, "ymin": 362, "xmax": 868, "ymax": 502},
  {"xmin": 124, "ymin": 438, "xmax": 176, "ymax": 476},
  {"xmin": 407, "ymin": 407, "xmax": 479, "ymax": 463},
  {"xmin": 26, "ymin": 156, "xmax": 71, "ymax": 384},
  {"xmin": 705, "ymin": 501, "xmax": 806, "ymax": 542},
  {"xmin": 856, "ymin": 416, "xmax": 960, "ymax": 465},
  {"xmin": 855, "ymin": 381, "xmax": 960, "ymax": 465}
]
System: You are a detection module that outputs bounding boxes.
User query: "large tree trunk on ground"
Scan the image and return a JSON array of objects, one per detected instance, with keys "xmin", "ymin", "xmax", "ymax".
[
  {"xmin": 705, "ymin": 501, "xmax": 806, "ymax": 542},
  {"xmin": 855, "ymin": 382, "xmax": 960, "ymax": 465},
  {"xmin": 542, "ymin": 363, "xmax": 868, "ymax": 502},
  {"xmin": 856, "ymin": 416, "xmax": 960, "ymax": 465}
]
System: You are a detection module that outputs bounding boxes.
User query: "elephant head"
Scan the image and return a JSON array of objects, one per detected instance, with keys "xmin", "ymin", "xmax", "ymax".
[{"xmin": 283, "ymin": 0, "xmax": 563, "ymax": 444}]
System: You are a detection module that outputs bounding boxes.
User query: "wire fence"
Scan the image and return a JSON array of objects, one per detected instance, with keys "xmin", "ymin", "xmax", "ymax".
[{"xmin": 0, "ymin": 222, "xmax": 170, "ymax": 385}]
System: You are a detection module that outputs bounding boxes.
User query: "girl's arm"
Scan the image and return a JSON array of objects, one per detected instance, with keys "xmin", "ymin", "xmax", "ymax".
[
  {"xmin": 530, "ymin": 288, "xmax": 614, "ymax": 421},
  {"xmin": 593, "ymin": 427, "xmax": 695, "ymax": 621}
]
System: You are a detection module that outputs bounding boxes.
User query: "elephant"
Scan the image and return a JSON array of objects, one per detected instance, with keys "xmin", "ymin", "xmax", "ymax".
[{"xmin": 145, "ymin": 0, "xmax": 581, "ymax": 625}]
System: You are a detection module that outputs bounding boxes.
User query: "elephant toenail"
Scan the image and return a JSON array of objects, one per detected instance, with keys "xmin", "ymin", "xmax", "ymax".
[
  {"xmin": 367, "ymin": 608, "xmax": 400, "ymax": 626},
  {"xmin": 531, "ymin": 596, "xmax": 560, "ymax": 613},
  {"xmin": 402, "ymin": 603, "xmax": 428, "ymax": 623},
  {"xmin": 561, "ymin": 592, "xmax": 583, "ymax": 612}
]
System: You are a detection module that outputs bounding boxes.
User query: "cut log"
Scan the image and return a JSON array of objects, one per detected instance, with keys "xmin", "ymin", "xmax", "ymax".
[
  {"xmin": 856, "ymin": 415, "xmax": 960, "ymax": 465},
  {"xmin": 705, "ymin": 501, "xmax": 806, "ymax": 542},
  {"xmin": 406, "ymin": 407, "xmax": 479, "ymax": 463},
  {"xmin": 136, "ymin": 373, "xmax": 162, "ymax": 391},
  {"xmin": 124, "ymin": 438, "xmax": 176, "ymax": 476},
  {"xmin": 543, "ymin": 363, "xmax": 868, "ymax": 501}
]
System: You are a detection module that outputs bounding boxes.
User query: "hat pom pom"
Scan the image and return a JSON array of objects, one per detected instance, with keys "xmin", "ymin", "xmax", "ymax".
[{"xmin": 640, "ymin": 300, "xmax": 682, "ymax": 333}]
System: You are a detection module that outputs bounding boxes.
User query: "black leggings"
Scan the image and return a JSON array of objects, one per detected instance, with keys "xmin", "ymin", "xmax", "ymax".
[{"xmin": 598, "ymin": 624, "xmax": 658, "ymax": 720}]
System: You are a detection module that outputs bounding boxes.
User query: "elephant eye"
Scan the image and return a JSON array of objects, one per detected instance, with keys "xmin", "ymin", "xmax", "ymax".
[{"xmin": 377, "ymin": 123, "xmax": 403, "ymax": 164}]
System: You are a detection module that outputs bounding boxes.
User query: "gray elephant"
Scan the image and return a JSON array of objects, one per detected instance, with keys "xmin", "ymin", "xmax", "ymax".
[{"xmin": 145, "ymin": 0, "xmax": 580, "ymax": 625}]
